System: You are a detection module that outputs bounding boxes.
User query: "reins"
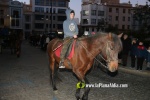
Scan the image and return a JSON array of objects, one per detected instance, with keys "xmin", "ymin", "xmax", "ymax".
[
  {"xmin": 78, "ymin": 40, "xmax": 108, "ymax": 69},
  {"xmin": 53, "ymin": 38, "xmax": 73, "ymax": 51}
]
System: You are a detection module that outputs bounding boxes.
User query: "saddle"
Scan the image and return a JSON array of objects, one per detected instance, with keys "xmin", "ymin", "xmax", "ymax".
[{"xmin": 54, "ymin": 39, "xmax": 76, "ymax": 60}]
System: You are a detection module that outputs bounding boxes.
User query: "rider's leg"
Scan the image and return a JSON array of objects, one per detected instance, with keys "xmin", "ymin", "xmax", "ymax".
[{"xmin": 59, "ymin": 38, "xmax": 71, "ymax": 68}]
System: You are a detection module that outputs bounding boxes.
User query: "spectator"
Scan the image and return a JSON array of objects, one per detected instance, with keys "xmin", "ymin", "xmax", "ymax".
[
  {"xmin": 121, "ymin": 34, "xmax": 131, "ymax": 66},
  {"xmin": 146, "ymin": 46, "xmax": 150, "ymax": 70},
  {"xmin": 130, "ymin": 38, "xmax": 137, "ymax": 68},
  {"xmin": 136, "ymin": 41, "xmax": 147, "ymax": 70}
]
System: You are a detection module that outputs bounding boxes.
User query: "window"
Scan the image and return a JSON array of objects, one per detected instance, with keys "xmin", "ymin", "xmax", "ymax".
[
  {"xmin": 35, "ymin": 0, "xmax": 44, "ymax": 5},
  {"xmin": 46, "ymin": 8, "xmax": 49, "ymax": 13},
  {"xmin": 25, "ymin": 24, "xmax": 30, "ymax": 29},
  {"xmin": 53, "ymin": 24, "xmax": 55, "ymax": 28},
  {"xmin": 98, "ymin": 11, "xmax": 104, "ymax": 16},
  {"xmin": 53, "ymin": 16, "xmax": 55, "ymax": 20},
  {"xmin": 35, "ymin": 23, "xmax": 44, "ymax": 29},
  {"xmin": 122, "ymin": 25, "xmax": 125, "ymax": 30},
  {"xmin": 122, "ymin": 16, "xmax": 125, "ymax": 21},
  {"xmin": 98, "ymin": 19, "xmax": 104, "ymax": 25},
  {"xmin": 11, "ymin": 19, "xmax": 19, "ymax": 26},
  {"xmin": 123, "ymin": 9, "xmax": 126, "ymax": 13},
  {"xmin": 128, "ymin": 9, "xmax": 131, "ymax": 14},
  {"xmin": 92, "ymin": 28, "xmax": 94, "ymax": 32},
  {"xmin": 0, "ymin": 18, "xmax": 4, "ymax": 25},
  {"xmin": 57, "ymin": 16, "xmax": 66, "ymax": 21},
  {"xmin": 35, "ymin": 7, "xmax": 44, "ymax": 13},
  {"xmin": 128, "ymin": 17, "xmax": 130, "ymax": 21},
  {"xmin": 46, "ymin": 0, "xmax": 50, "ymax": 6},
  {"xmin": 83, "ymin": 19, "xmax": 89, "ymax": 24},
  {"xmin": 91, "ymin": 10, "xmax": 96, "ymax": 15},
  {"xmin": 83, "ymin": 10, "xmax": 89, "ymax": 16},
  {"xmin": 57, "ymin": 24, "xmax": 63, "ymax": 29},
  {"xmin": 46, "ymin": 24, "xmax": 48, "ymax": 28},
  {"xmin": 91, "ymin": 19, "xmax": 96, "ymax": 24},
  {"xmin": 116, "ymin": 8, "xmax": 119, "ymax": 13},
  {"xmin": 50, "ymin": 1, "xmax": 56, "ymax": 6},
  {"xmin": 46, "ymin": 15, "xmax": 48, "ymax": 19},
  {"xmin": 25, "ymin": 15, "xmax": 31, "ymax": 22},
  {"xmin": 0, "ymin": 10, "xmax": 4, "ymax": 15},
  {"xmin": 116, "ymin": 16, "xmax": 118, "ymax": 21},
  {"xmin": 12, "ymin": 10, "xmax": 20, "ymax": 18},
  {"xmin": 50, "ymin": 8, "xmax": 52, "ymax": 13},
  {"xmin": 127, "ymin": 25, "xmax": 130, "ymax": 29},
  {"xmin": 58, "ymin": 9, "xmax": 66, "ymax": 14},
  {"xmin": 53, "ymin": 8, "xmax": 56, "ymax": 13},
  {"xmin": 109, "ymin": 8, "xmax": 112, "ymax": 12},
  {"xmin": 86, "ymin": 28, "xmax": 89, "ymax": 31},
  {"xmin": 58, "ymin": 1, "xmax": 66, "ymax": 7},
  {"xmin": 115, "ymin": 24, "xmax": 118, "ymax": 28},
  {"xmin": 35, "ymin": 15, "xmax": 44, "ymax": 20},
  {"xmin": 109, "ymin": 15, "xmax": 112, "ymax": 21}
]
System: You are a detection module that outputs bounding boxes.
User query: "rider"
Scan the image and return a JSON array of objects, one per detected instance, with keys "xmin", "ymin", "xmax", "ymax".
[{"xmin": 59, "ymin": 8, "xmax": 78, "ymax": 68}]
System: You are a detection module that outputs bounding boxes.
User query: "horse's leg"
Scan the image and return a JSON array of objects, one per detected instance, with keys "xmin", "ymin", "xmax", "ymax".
[
  {"xmin": 75, "ymin": 78, "xmax": 81, "ymax": 100},
  {"xmin": 82, "ymin": 77, "xmax": 90, "ymax": 100},
  {"xmin": 75, "ymin": 61, "xmax": 93, "ymax": 100},
  {"xmin": 50, "ymin": 59, "xmax": 58, "ymax": 91}
]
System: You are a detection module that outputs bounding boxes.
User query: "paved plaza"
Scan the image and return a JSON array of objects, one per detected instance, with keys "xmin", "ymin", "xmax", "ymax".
[{"xmin": 0, "ymin": 41, "xmax": 150, "ymax": 100}]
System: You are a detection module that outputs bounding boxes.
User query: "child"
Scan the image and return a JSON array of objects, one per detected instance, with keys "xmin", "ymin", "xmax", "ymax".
[
  {"xmin": 136, "ymin": 41, "xmax": 147, "ymax": 70},
  {"xmin": 146, "ymin": 46, "xmax": 150, "ymax": 70}
]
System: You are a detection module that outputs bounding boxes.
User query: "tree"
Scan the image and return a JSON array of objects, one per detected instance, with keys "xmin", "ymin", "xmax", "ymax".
[{"xmin": 133, "ymin": 1, "xmax": 150, "ymax": 33}]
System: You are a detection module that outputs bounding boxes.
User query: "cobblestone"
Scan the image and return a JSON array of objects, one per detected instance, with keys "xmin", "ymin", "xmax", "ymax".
[{"xmin": 0, "ymin": 41, "xmax": 149, "ymax": 100}]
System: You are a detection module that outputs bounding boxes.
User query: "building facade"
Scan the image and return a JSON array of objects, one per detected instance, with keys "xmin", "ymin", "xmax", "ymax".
[
  {"xmin": 81, "ymin": 0, "xmax": 106, "ymax": 33},
  {"xmin": 25, "ymin": 0, "xmax": 70, "ymax": 36},
  {"xmin": 0, "ymin": 0, "xmax": 10, "ymax": 29},
  {"xmin": 0, "ymin": 0, "xmax": 23, "ymax": 31},
  {"xmin": 106, "ymin": 3, "xmax": 132, "ymax": 31},
  {"xmin": 81, "ymin": 0, "xmax": 133, "ymax": 33}
]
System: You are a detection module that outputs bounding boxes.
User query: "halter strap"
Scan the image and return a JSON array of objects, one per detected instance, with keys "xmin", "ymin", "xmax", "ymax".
[{"xmin": 78, "ymin": 40, "xmax": 108, "ymax": 69}]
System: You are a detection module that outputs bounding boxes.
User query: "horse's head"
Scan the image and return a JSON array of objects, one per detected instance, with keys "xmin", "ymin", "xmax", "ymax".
[{"xmin": 101, "ymin": 33, "xmax": 122, "ymax": 72}]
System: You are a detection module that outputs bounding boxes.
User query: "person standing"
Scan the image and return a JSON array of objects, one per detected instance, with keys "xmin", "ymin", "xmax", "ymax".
[
  {"xmin": 136, "ymin": 41, "xmax": 147, "ymax": 70},
  {"xmin": 130, "ymin": 38, "xmax": 137, "ymax": 68},
  {"xmin": 146, "ymin": 46, "xmax": 150, "ymax": 70},
  {"xmin": 121, "ymin": 34, "xmax": 131, "ymax": 66}
]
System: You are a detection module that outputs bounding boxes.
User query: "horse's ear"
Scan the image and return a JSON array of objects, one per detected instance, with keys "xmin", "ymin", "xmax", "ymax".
[{"xmin": 108, "ymin": 32, "xmax": 112, "ymax": 40}]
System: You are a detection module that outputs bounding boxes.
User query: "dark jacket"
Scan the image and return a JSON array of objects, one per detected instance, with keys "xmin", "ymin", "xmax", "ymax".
[
  {"xmin": 136, "ymin": 45, "xmax": 147, "ymax": 58},
  {"xmin": 130, "ymin": 43, "xmax": 137, "ymax": 56},
  {"xmin": 121, "ymin": 37, "xmax": 131, "ymax": 55},
  {"xmin": 63, "ymin": 9, "xmax": 78, "ymax": 38}
]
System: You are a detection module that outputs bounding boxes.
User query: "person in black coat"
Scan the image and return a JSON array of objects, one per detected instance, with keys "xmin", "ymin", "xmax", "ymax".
[
  {"xmin": 121, "ymin": 34, "xmax": 131, "ymax": 66},
  {"xmin": 130, "ymin": 38, "xmax": 137, "ymax": 68}
]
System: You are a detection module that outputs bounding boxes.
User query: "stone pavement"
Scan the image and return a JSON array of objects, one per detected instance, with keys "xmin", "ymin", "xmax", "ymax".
[
  {"xmin": 0, "ymin": 40, "xmax": 150, "ymax": 100},
  {"xmin": 118, "ymin": 56, "xmax": 150, "ymax": 77}
]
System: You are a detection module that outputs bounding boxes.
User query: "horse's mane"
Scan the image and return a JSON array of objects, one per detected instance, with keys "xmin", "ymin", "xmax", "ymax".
[{"xmin": 78, "ymin": 32, "xmax": 122, "ymax": 51}]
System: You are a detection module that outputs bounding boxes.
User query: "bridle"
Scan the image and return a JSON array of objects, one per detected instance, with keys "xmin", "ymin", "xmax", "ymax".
[
  {"xmin": 79, "ymin": 40, "xmax": 118, "ymax": 69},
  {"xmin": 101, "ymin": 41, "xmax": 118, "ymax": 63}
]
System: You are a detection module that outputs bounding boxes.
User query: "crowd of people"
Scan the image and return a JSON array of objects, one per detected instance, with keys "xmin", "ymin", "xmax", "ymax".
[
  {"xmin": 119, "ymin": 34, "xmax": 150, "ymax": 71},
  {"xmin": 29, "ymin": 34, "xmax": 51, "ymax": 51}
]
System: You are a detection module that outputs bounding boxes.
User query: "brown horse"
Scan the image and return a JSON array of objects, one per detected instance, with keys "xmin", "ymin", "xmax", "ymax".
[{"xmin": 47, "ymin": 32, "xmax": 122, "ymax": 100}]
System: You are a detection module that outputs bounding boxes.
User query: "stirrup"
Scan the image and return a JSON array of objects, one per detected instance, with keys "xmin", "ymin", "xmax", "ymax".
[{"xmin": 59, "ymin": 61, "xmax": 65, "ymax": 68}]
